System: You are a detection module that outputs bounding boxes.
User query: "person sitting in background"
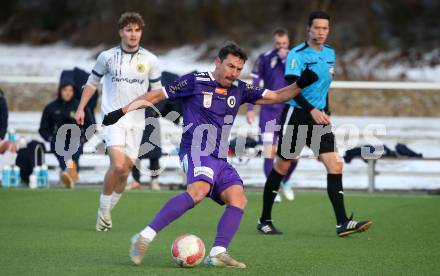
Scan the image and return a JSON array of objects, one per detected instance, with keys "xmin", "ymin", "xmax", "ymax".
[
  {"xmin": 39, "ymin": 78, "xmax": 92, "ymax": 188},
  {"xmin": 0, "ymin": 88, "xmax": 17, "ymax": 154}
]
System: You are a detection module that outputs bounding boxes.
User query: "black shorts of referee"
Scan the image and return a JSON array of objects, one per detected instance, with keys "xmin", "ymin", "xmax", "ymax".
[{"xmin": 276, "ymin": 105, "xmax": 336, "ymax": 160}]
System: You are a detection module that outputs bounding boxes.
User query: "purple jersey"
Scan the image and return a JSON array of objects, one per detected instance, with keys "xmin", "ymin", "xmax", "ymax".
[
  {"xmin": 162, "ymin": 72, "xmax": 267, "ymax": 159},
  {"xmin": 251, "ymin": 49, "xmax": 289, "ymax": 91},
  {"xmin": 250, "ymin": 49, "xmax": 289, "ymax": 142},
  {"xmin": 249, "ymin": 49, "xmax": 288, "ymax": 114}
]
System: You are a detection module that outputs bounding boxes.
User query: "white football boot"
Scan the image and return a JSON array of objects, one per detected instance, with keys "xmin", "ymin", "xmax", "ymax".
[{"xmin": 96, "ymin": 208, "xmax": 112, "ymax": 231}]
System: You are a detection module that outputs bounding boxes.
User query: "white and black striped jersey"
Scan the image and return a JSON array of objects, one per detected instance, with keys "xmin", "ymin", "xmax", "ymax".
[{"xmin": 87, "ymin": 45, "xmax": 162, "ymax": 129}]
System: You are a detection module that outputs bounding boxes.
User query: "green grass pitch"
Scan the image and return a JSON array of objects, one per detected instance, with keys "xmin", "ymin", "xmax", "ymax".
[{"xmin": 1, "ymin": 188, "xmax": 439, "ymax": 275}]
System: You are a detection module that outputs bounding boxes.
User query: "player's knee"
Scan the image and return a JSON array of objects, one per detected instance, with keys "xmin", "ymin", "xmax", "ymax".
[
  {"xmin": 188, "ymin": 190, "xmax": 207, "ymax": 204},
  {"xmin": 328, "ymin": 161, "xmax": 343, "ymax": 174},
  {"xmin": 111, "ymin": 165, "xmax": 124, "ymax": 174},
  {"xmin": 274, "ymin": 159, "xmax": 292, "ymax": 175},
  {"xmin": 187, "ymin": 184, "xmax": 209, "ymax": 204},
  {"xmin": 111, "ymin": 164, "xmax": 130, "ymax": 177},
  {"xmin": 223, "ymin": 189, "xmax": 247, "ymax": 209},
  {"xmin": 234, "ymin": 194, "xmax": 247, "ymax": 209}
]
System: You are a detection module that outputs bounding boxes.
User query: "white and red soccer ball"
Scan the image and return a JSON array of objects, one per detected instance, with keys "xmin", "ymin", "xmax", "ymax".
[{"xmin": 171, "ymin": 234, "xmax": 205, "ymax": 267}]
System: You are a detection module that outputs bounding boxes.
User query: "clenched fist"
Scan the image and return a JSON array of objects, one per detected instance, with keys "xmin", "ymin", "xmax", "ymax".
[{"xmin": 102, "ymin": 108, "xmax": 125, "ymax": 126}]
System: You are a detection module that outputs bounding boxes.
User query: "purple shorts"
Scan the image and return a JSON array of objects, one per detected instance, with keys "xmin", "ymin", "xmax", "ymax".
[
  {"xmin": 258, "ymin": 104, "xmax": 285, "ymax": 145},
  {"xmin": 179, "ymin": 150, "xmax": 243, "ymax": 205}
]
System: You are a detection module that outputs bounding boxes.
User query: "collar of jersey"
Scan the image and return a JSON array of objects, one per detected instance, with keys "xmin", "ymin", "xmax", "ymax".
[
  {"xmin": 303, "ymin": 41, "xmax": 326, "ymax": 53},
  {"xmin": 119, "ymin": 44, "xmax": 140, "ymax": 55}
]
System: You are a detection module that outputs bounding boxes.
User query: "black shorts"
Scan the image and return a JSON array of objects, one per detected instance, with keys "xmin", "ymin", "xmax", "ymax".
[{"xmin": 276, "ymin": 106, "xmax": 337, "ymax": 160}]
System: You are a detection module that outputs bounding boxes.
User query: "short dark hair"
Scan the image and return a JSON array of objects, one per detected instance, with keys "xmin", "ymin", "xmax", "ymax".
[
  {"xmin": 272, "ymin": 28, "xmax": 289, "ymax": 37},
  {"xmin": 218, "ymin": 42, "xmax": 248, "ymax": 62},
  {"xmin": 118, "ymin": 12, "xmax": 145, "ymax": 30},
  {"xmin": 308, "ymin": 11, "xmax": 330, "ymax": 26}
]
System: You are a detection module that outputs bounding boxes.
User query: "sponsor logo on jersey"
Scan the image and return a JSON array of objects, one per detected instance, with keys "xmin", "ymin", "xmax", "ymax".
[
  {"xmin": 194, "ymin": 166, "xmax": 214, "ymax": 179},
  {"xmin": 136, "ymin": 64, "xmax": 145, "ymax": 73},
  {"xmin": 202, "ymin": 92, "xmax": 213, "ymax": 108},
  {"xmin": 227, "ymin": 96, "xmax": 236, "ymax": 108},
  {"xmin": 111, "ymin": 77, "xmax": 145, "ymax": 84},
  {"xmin": 245, "ymin": 83, "xmax": 261, "ymax": 91},
  {"xmin": 215, "ymin": 87, "xmax": 227, "ymax": 95},
  {"xmin": 196, "ymin": 77, "xmax": 211, "ymax": 81},
  {"xmin": 168, "ymin": 79, "xmax": 188, "ymax": 94}
]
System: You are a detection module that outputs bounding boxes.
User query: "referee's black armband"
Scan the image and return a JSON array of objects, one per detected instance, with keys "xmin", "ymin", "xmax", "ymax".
[
  {"xmin": 285, "ymin": 75, "xmax": 315, "ymax": 112},
  {"xmin": 285, "ymin": 75, "xmax": 299, "ymax": 85}
]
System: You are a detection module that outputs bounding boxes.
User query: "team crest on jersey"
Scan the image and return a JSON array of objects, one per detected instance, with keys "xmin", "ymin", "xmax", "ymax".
[
  {"xmin": 227, "ymin": 96, "xmax": 236, "ymax": 108},
  {"xmin": 270, "ymin": 56, "xmax": 277, "ymax": 68},
  {"xmin": 136, "ymin": 64, "xmax": 145, "ymax": 73},
  {"xmin": 203, "ymin": 92, "xmax": 213, "ymax": 108}
]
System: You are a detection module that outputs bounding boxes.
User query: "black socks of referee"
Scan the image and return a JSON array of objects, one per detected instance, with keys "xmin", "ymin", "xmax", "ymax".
[
  {"xmin": 327, "ymin": 174, "xmax": 348, "ymax": 225},
  {"xmin": 260, "ymin": 169, "xmax": 285, "ymax": 222}
]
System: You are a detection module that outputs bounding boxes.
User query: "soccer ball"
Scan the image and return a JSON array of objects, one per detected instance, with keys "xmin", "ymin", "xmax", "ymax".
[{"xmin": 171, "ymin": 234, "xmax": 205, "ymax": 267}]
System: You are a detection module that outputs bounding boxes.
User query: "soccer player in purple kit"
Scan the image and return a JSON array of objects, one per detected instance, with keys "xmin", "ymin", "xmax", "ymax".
[
  {"xmin": 246, "ymin": 28, "xmax": 298, "ymax": 203},
  {"xmin": 102, "ymin": 43, "xmax": 317, "ymax": 268}
]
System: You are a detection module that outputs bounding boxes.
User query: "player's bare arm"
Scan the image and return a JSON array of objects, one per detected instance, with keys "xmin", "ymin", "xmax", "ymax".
[
  {"xmin": 122, "ymin": 89, "xmax": 166, "ymax": 113},
  {"xmin": 254, "ymin": 67, "xmax": 317, "ymax": 105},
  {"xmin": 102, "ymin": 89, "xmax": 166, "ymax": 126},
  {"xmin": 75, "ymin": 84, "xmax": 97, "ymax": 125}
]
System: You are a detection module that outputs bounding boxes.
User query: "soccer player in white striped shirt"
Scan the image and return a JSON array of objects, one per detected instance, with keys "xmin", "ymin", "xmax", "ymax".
[{"xmin": 75, "ymin": 12, "xmax": 162, "ymax": 231}]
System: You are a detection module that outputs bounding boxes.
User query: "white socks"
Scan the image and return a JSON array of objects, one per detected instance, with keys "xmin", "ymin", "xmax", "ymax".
[
  {"xmin": 110, "ymin": 192, "xmax": 122, "ymax": 210},
  {"xmin": 100, "ymin": 192, "xmax": 122, "ymax": 210},
  {"xmin": 99, "ymin": 194, "xmax": 112, "ymax": 210},
  {"xmin": 140, "ymin": 226, "xmax": 157, "ymax": 241},
  {"xmin": 210, "ymin": 246, "xmax": 226, "ymax": 257}
]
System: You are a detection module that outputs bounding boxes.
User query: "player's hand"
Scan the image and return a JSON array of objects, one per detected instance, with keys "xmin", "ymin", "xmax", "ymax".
[
  {"xmin": 277, "ymin": 48, "xmax": 289, "ymax": 59},
  {"xmin": 296, "ymin": 67, "xmax": 318, "ymax": 89},
  {"xmin": 246, "ymin": 110, "xmax": 256, "ymax": 124},
  {"xmin": 102, "ymin": 108, "xmax": 125, "ymax": 126},
  {"xmin": 310, "ymin": 108, "xmax": 330, "ymax": 125},
  {"xmin": 75, "ymin": 109, "xmax": 85, "ymax": 125}
]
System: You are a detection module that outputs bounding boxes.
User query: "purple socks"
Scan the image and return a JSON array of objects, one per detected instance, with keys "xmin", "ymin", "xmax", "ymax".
[
  {"xmin": 213, "ymin": 205, "xmax": 244, "ymax": 248},
  {"xmin": 148, "ymin": 192, "xmax": 245, "ymax": 251},
  {"xmin": 149, "ymin": 192, "xmax": 195, "ymax": 233}
]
